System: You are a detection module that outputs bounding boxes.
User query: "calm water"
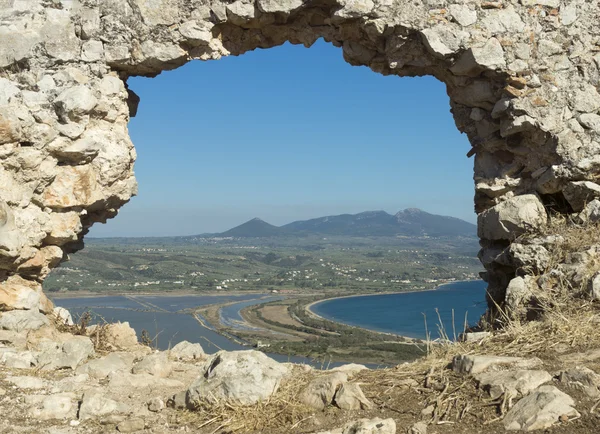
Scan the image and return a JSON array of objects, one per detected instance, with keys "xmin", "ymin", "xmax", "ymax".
[
  {"xmin": 52, "ymin": 281, "xmax": 487, "ymax": 365},
  {"xmin": 53, "ymin": 293, "xmax": 352, "ymax": 367},
  {"xmin": 310, "ymin": 280, "xmax": 488, "ymax": 340}
]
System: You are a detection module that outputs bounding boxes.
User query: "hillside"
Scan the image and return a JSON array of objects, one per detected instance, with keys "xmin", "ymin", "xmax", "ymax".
[
  {"xmin": 216, "ymin": 209, "xmax": 476, "ymax": 238},
  {"xmin": 219, "ymin": 218, "xmax": 284, "ymax": 238}
]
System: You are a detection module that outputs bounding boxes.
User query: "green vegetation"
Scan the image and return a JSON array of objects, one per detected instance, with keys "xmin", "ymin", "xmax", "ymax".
[
  {"xmin": 248, "ymin": 297, "xmax": 427, "ymax": 364},
  {"xmin": 43, "ymin": 234, "xmax": 482, "ymax": 293}
]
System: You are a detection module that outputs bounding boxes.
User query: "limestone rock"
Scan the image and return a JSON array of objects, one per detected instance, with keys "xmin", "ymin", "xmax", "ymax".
[
  {"xmin": 478, "ymin": 195, "xmax": 547, "ymax": 241},
  {"xmin": 563, "ymin": 181, "xmax": 600, "ymax": 212},
  {"xmin": 333, "ymin": 383, "xmax": 373, "ymax": 410},
  {"xmin": 147, "ymin": 397, "xmax": 165, "ymax": 412},
  {"xmin": 421, "ymin": 25, "xmax": 468, "ymax": 57},
  {"xmin": 460, "ymin": 331, "xmax": 492, "ymax": 342},
  {"xmin": 28, "ymin": 394, "xmax": 74, "ymax": 420},
  {"xmin": 7, "ymin": 376, "xmax": 46, "ymax": 389},
  {"xmin": 117, "ymin": 417, "xmax": 145, "ymax": 433},
  {"xmin": 453, "ymin": 354, "xmax": 542, "ymax": 375},
  {"xmin": 331, "ymin": 363, "xmax": 369, "ymax": 378},
  {"xmin": 186, "ymin": 350, "xmax": 289, "ymax": 406},
  {"xmin": 37, "ymin": 336, "xmax": 95, "ymax": 370},
  {"xmin": 108, "ymin": 372, "xmax": 184, "ymax": 390},
  {"xmin": 451, "ymin": 38, "xmax": 506, "ymax": 76},
  {"xmin": 577, "ymin": 199, "xmax": 600, "ymax": 224},
  {"xmin": 589, "ymin": 273, "xmax": 600, "ymax": 301},
  {"xmin": 78, "ymin": 389, "xmax": 127, "ymax": 421},
  {"xmin": 102, "ymin": 322, "xmax": 138, "ymax": 350},
  {"xmin": 559, "ymin": 367, "xmax": 600, "ymax": 398},
  {"xmin": 53, "ymin": 307, "xmax": 74, "ymax": 326},
  {"xmin": 300, "ymin": 371, "xmax": 348, "ymax": 409},
  {"xmin": 76, "ymin": 353, "xmax": 134, "ymax": 379},
  {"xmin": 505, "ymin": 276, "xmax": 535, "ymax": 312},
  {"xmin": 503, "ymin": 385, "xmax": 579, "ymax": 431},
  {"xmin": 132, "ymin": 352, "xmax": 172, "ymax": 377},
  {"xmin": 257, "ymin": 0, "xmax": 303, "ymax": 13},
  {"xmin": 314, "ymin": 418, "xmax": 396, "ymax": 434},
  {"xmin": 475, "ymin": 370, "xmax": 552, "ymax": 399},
  {"xmin": 408, "ymin": 422, "xmax": 427, "ymax": 434},
  {"xmin": 0, "ymin": 310, "xmax": 50, "ymax": 332},
  {"xmin": 169, "ymin": 341, "xmax": 206, "ymax": 361},
  {"xmin": 449, "ymin": 4, "xmax": 477, "ymax": 27}
]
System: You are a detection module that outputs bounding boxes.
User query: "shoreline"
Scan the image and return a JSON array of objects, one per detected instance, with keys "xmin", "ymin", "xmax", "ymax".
[{"xmin": 305, "ymin": 279, "xmax": 482, "ymax": 338}]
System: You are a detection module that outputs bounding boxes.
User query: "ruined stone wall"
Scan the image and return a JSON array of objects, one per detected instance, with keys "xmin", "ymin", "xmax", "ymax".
[{"xmin": 1, "ymin": 0, "xmax": 599, "ymax": 317}]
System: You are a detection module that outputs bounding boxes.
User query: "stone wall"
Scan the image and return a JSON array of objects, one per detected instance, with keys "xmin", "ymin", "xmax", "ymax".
[{"xmin": 1, "ymin": 0, "xmax": 599, "ymax": 316}]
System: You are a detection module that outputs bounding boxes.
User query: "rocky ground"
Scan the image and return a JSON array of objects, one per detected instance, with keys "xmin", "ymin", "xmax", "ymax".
[{"xmin": 1, "ymin": 303, "xmax": 600, "ymax": 434}]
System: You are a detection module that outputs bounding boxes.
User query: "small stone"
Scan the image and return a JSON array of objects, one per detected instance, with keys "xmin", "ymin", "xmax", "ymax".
[{"xmin": 148, "ymin": 397, "xmax": 165, "ymax": 412}]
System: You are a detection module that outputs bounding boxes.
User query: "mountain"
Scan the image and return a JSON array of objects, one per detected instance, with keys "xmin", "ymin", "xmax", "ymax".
[
  {"xmin": 215, "ymin": 209, "xmax": 476, "ymax": 238},
  {"xmin": 219, "ymin": 218, "xmax": 283, "ymax": 238},
  {"xmin": 393, "ymin": 208, "xmax": 477, "ymax": 237}
]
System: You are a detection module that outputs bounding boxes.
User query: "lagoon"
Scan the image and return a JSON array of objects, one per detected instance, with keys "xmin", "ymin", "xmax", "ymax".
[{"xmin": 310, "ymin": 280, "xmax": 487, "ymax": 340}]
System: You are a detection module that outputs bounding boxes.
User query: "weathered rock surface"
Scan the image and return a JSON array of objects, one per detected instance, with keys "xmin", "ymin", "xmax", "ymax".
[
  {"xmin": 100, "ymin": 322, "xmax": 139, "ymax": 350},
  {"xmin": 503, "ymin": 385, "xmax": 579, "ymax": 431},
  {"xmin": 186, "ymin": 350, "xmax": 289, "ymax": 406},
  {"xmin": 132, "ymin": 352, "xmax": 172, "ymax": 377},
  {"xmin": 334, "ymin": 382, "xmax": 373, "ymax": 410},
  {"xmin": 300, "ymin": 371, "xmax": 348, "ymax": 409},
  {"xmin": 169, "ymin": 341, "xmax": 205, "ymax": 361},
  {"xmin": 0, "ymin": 310, "xmax": 49, "ymax": 332},
  {"xmin": 78, "ymin": 389, "xmax": 128, "ymax": 421},
  {"xmin": 453, "ymin": 355, "xmax": 542, "ymax": 375},
  {"xmin": 559, "ymin": 366, "xmax": 600, "ymax": 398},
  {"xmin": 76, "ymin": 352, "xmax": 134, "ymax": 379},
  {"xmin": 475, "ymin": 370, "xmax": 552, "ymax": 399},
  {"xmin": 314, "ymin": 417, "xmax": 396, "ymax": 434}
]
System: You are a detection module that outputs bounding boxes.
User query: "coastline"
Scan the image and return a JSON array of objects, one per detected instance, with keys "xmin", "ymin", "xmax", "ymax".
[{"xmin": 305, "ymin": 279, "xmax": 482, "ymax": 338}]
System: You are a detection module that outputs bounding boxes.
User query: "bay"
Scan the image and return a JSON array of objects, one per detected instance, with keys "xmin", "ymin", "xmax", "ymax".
[{"xmin": 310, "ymin": 280, "xmax": 488, "ymax": 340}]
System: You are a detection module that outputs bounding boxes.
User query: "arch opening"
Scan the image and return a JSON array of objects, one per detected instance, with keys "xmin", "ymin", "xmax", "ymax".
[{"xmin": 0, "ymin": 0, "xmax": 597, "ymax": 327}]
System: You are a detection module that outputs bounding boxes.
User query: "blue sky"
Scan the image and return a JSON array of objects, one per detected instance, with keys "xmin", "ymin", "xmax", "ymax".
[{"xmin": 91, "ymin": 39, "xmax": 474, "ymax": 237}]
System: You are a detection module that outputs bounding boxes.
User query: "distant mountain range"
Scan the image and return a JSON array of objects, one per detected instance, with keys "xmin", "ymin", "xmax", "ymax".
[{"xmin": 214, "ymin": 209, "xmax": 476, "ymax": 238}]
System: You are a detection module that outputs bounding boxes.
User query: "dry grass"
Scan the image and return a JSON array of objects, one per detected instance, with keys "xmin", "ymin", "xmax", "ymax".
[{"xmin": 180, "ymin": 367, "xmax": 316, "ymax": 433}]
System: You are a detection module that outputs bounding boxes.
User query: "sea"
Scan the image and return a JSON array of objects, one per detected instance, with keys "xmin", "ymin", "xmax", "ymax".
[
  {"xmin": 310, "ymin": 280, "xmax": 488, "ymax": 340},
  {"xmin": 52, "ymin": 280, "xmax": 487, "ymax": 365}
]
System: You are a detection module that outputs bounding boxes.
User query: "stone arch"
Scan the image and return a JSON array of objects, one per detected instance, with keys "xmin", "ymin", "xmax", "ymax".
[{"xmin": 0, "ymin": 0, "xmax": 598, "ymax": 319}]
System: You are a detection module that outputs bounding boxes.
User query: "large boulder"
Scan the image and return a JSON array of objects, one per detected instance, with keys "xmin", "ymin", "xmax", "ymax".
[
  {"xmin": 186, "ymin": 350, "xmax": 289, "ymax": 407},
  {"xmin": 300, "ymin": 372, "xmax": 348, "ymax": 409},
  {"xmin": 0, "ymin": 310, "xmax": 50, "ymax": 332},
  {"xmin": 101, "ymin": 322, "xmax": 138, "ymax": 350},
  {"xmin": 169, "ymin": 341, "xmax": 206, "ymax": 361},
  {"xmin": 78, "ymin": 389, "xmax": 128, "ymax": 421},
  {"xmin": 333, "ymin": 383, "xmax": 373, "ymax": 410},
  {"xmin": 474, "ymin": 370, "xmax": 552, "ymax": 399},
  {"xmin": 559, "ymin": 367, "xmax": 600, "ymax": 398},
  {"xmin": 76, "ymin": 352, "xmax": 135, "ymax": 379},
  {"xmin": 478, "ymin": 195, "xmax": 547, "ymax": 240},
  {"xmin": 503, "ymin": 385, "xmax": 579, "ymax": 431},
  {"xmin": 36, "ymin": 335, "xmax": 94, "ymax": 370},
  {"xmin": 132, "ymin": 352, "xmax": 172, "ymax": 377}
]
